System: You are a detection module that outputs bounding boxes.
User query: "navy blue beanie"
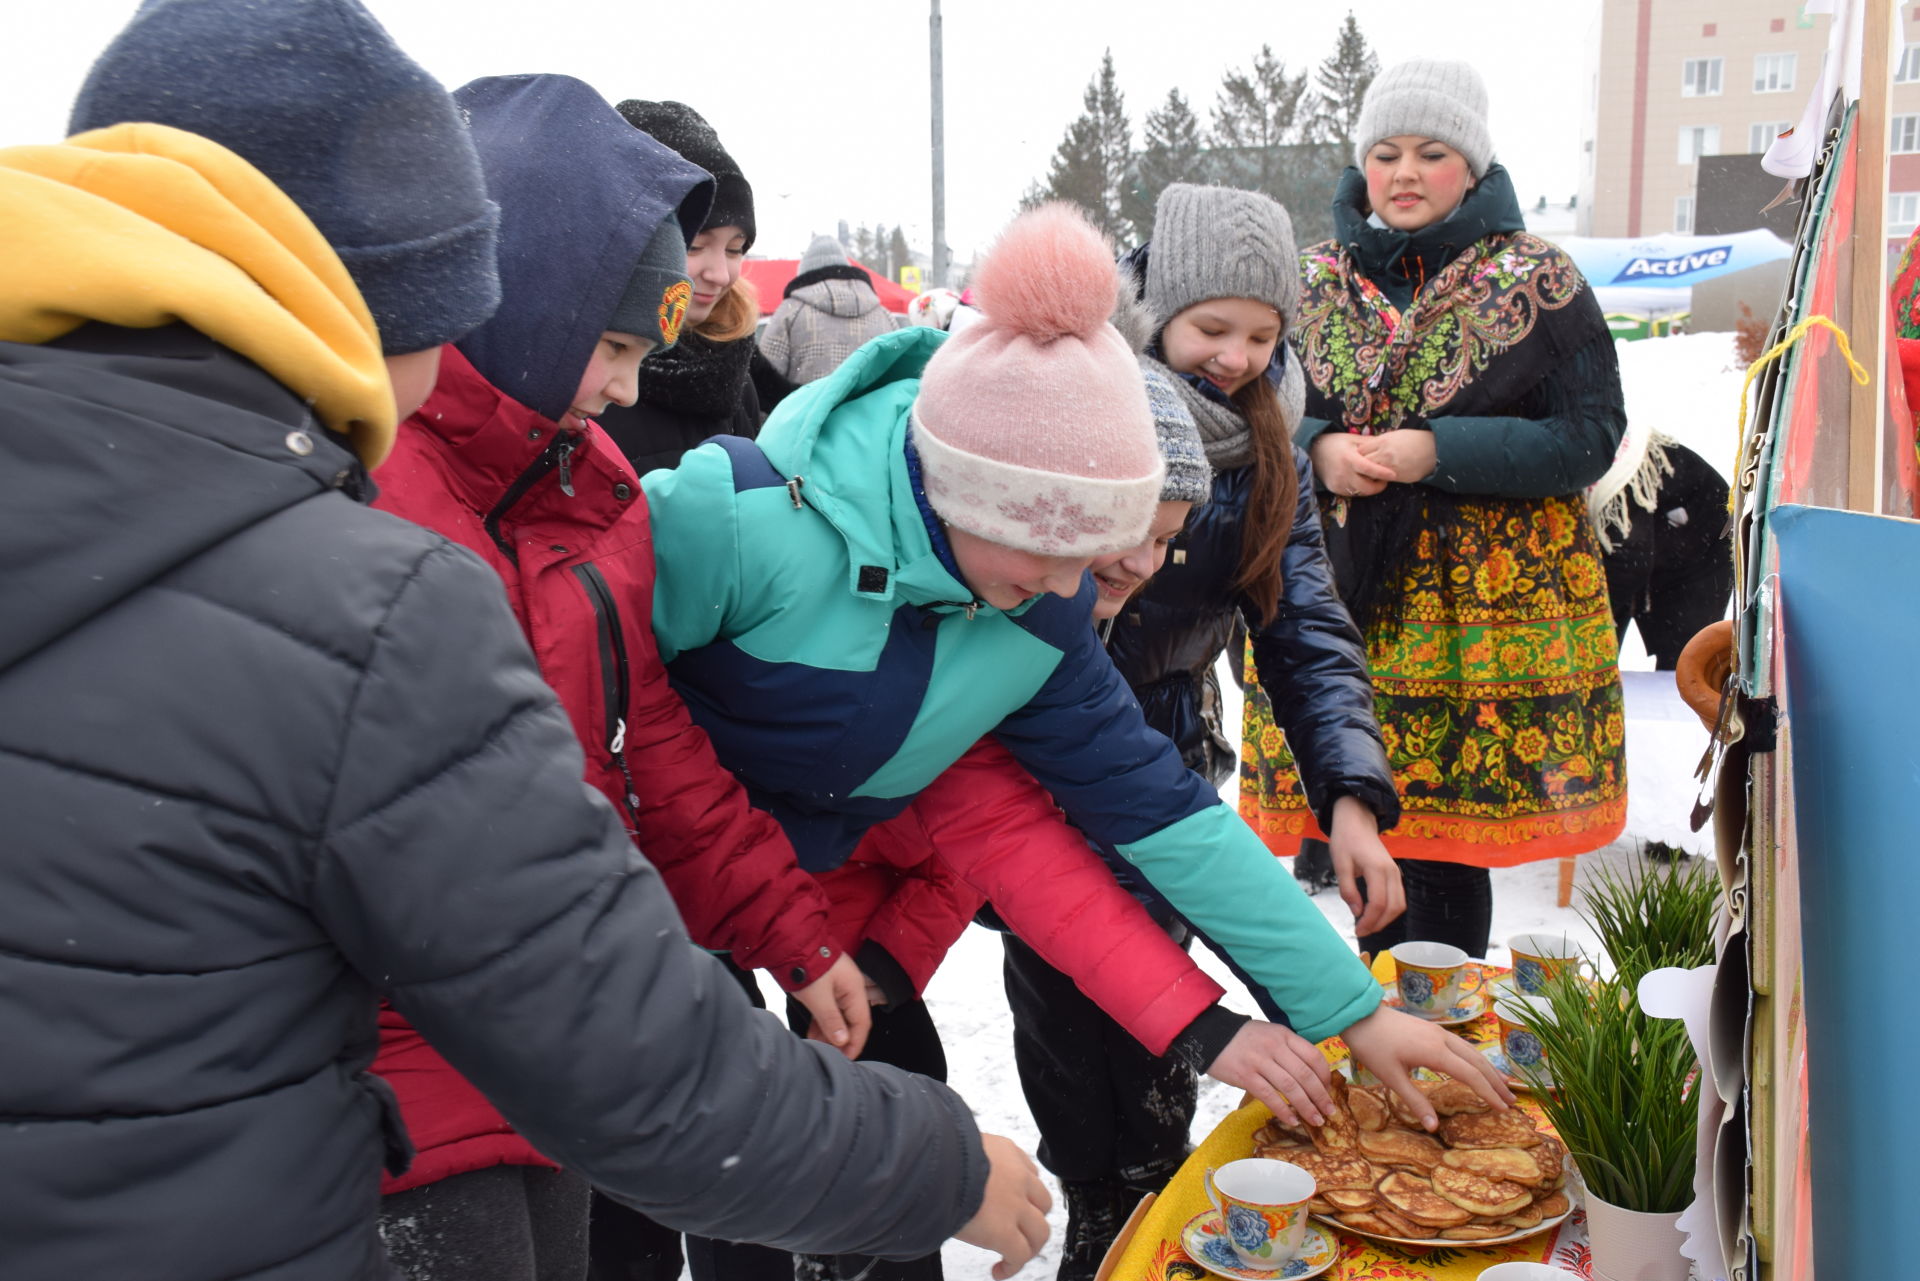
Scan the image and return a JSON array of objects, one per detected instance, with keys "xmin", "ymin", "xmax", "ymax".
[
  {"xmin": 69, "ymin": 0, "xmax": 501, "ymax": 355},
  {"xmin": 452, "ymin": 75, "xmax": 714, "ymax": 423}
]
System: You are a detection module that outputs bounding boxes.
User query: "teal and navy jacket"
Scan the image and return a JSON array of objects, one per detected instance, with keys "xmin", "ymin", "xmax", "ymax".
[{"xmin": 644, "ymin": 327, "xmax": 1381, "ymax": 1042}]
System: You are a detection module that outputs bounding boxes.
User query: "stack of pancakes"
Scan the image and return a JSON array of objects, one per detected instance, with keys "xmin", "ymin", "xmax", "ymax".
[{"xmin": 1252, "ymin": 1076, "xmax": 1571, "ymax": 1243}]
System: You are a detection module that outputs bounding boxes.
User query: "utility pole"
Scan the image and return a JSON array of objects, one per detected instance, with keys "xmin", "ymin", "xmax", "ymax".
[{"xmin": 929, "ymin": 0, "xmax": 949, "ymax": 289}]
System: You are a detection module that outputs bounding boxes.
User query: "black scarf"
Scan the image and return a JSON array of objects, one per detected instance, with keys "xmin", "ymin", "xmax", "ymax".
[{"xmin": 632, "ymin": 329, "xmax": 757, "ymax": 421}]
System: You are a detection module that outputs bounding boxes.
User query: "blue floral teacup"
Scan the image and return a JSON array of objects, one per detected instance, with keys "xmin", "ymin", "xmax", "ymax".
[
  {"xmin": 1389, "ymin": 941, "xmax": 1468, "ymax": 1018},
  {"xmin": 1507, "ymin": 933, "xmax": 1580, "ymax": 995},
  {"xmin": 1203, "ymin": 1158, "xmax": 1315, "ymax": 1269}
]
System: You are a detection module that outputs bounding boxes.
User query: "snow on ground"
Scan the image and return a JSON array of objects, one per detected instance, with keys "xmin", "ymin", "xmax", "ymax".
[{"xmin": 925, "ymin": 331, "xmax": 1741, "ymax": 1281}]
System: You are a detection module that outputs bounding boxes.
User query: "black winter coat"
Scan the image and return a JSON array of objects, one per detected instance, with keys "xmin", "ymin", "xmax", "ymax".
[
  {"xmin": 0, "ymin": 326, "xmax": 985, "ymax": 1281},
  {"xmin": 1106, "ymin": 447, "xmax": 1399, "ymax": 831}
]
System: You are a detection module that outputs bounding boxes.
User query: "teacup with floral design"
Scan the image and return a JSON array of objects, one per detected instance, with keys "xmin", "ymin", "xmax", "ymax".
[
  {"xmin": 1389, "ymin": 941, "xmax": 1469, "ymax": 1018},
  {"xmin": 1506, "ymin": 933, "xmax": 1580, "ymax": 996},
  {"xmin": 1204, "ymin": 1157, "xmax": 1315, "ymax": 1269}
]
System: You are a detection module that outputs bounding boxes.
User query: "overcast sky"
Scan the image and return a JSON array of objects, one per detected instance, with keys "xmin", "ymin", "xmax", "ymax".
[{"xmin": 6, "ymin": 0, "xmax": 1600, "ymax": 265}]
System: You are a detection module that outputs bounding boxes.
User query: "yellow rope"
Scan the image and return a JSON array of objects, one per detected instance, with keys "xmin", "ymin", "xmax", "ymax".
[{"xmin": 1732, "ymin": 314, "xmax": 1870, "ymax": 505}]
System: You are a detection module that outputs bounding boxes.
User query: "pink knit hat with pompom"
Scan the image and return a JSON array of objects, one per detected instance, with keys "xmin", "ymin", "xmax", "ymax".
[{"xmin": 911, "ymin": 204, "xmax": 1163, "ymax": 558}]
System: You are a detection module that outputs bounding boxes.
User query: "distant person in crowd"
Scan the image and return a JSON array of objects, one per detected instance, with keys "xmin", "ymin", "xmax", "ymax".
[
  {"xmin": 1, "ymin": 3, "xmax": 1050, "ymax": 1280},
  {"xmin": 1588, "ymin": 422, "xmax": 1733, "ymax": 669},
  {"xmin": 1242, "ymin": 59, "xmax": 1628, "ymax": 959},
  {"xmin": 758, "ymin": 234, "xmax": 902, "ymax": 386},
  {"xmin": 599, "ymin": 100, "xmax": 784, "ymax": 474}
]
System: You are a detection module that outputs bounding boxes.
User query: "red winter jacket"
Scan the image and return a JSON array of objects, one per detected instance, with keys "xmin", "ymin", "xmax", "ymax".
[
  {"xmin": 831, "ymin": 737, "xmax": 1227, "ymax": 1057},
  {"xmin": 368, "ymin": 348, "xmax": 839, "ymax": 1193}
]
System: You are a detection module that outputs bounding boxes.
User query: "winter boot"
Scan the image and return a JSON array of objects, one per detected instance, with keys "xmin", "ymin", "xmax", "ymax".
[
  {"xmin": 1058, "ymin": 1180, "xmax": 1132, "ymax": 1281},
  {"xmin": 1292, "ymin": 838, "xmax": 1337, "ymax": 895}
]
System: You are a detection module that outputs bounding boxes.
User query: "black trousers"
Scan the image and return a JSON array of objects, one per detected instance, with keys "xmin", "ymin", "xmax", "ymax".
[
  {"xmin": 1001, "ymin": 932, "xmax": 1194, "ymax": 1187},
  {"xmin": 1355, "ymin": 858, "xmax": 1493, "ymax": 959},
  {"xmin": 588, "ymin": 960, "xmax": 949, "ymax": 1281},
  {"xmin": 381, "ymin": 1164, "xmax": 590, "ymax": 1281}
]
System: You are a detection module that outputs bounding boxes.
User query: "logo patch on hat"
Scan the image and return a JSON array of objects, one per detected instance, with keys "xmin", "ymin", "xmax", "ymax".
[{"xmin": 659, "ymin": 280, "xmax": 692, "ymax": 346}]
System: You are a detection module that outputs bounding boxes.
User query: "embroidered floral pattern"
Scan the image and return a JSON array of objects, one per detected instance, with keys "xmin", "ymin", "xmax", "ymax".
[
  {"xmin": 1242, "ymin": 236, "xmax": 1625, "ymax": 864},
  {"xmin": 1296, "ymin": 233, "xmax": 1587, "ymax": 435}
]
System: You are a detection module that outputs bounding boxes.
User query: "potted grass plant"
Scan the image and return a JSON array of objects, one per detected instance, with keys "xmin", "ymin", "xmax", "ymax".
[
  {"xmin": 1578, "ymin": 849, "xmax": 1721, "ymax": 984},
  {"xmin": 1507, "ymin": 854, "xmax": 1720, "ymax": 1281}
]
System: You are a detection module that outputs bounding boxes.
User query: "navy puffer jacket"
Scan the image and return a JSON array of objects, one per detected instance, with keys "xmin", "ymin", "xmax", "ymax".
[
  {"xmin": 1106, "ymin": 447, "xmax": 1399, "ymax": 830},
  {"xmin": 0, "ymin": 325, "xmax": 985, "ymax": 1281}
]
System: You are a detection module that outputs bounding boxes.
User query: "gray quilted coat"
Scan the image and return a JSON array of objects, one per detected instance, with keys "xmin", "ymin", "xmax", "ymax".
[
  {"xmin": 0, "ymin": 324, "xmax": 986, "ymax": 1281},
  {"xmin": 757, "ymin": 265, "xmax": 901, "ymax": 386}
]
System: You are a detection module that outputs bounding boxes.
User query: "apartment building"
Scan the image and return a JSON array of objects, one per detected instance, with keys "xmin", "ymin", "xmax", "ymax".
[{"xmin": 1577, "ymin": 1, "xmax": 1920, "ymax": 245}]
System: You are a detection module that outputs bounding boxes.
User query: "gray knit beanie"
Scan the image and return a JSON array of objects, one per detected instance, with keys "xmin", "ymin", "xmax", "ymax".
[
  {"xmin": 1139, "ymin": 363, "xmax": 1212, "ymax": 506},
  {"xmin": 1144, "ymin": 184, "xmax": 1300, "ymax": 333},
  {"xmin": 1353, "ymin": 59, "xmax": 1494, "ymax": 178},
  {"xmin": 70, "ymin": 0, "xmax": 500, "ymax": 355},
  {"xmin": 800, "ymin": 235, "xmax": 848, "ymax": 274}
]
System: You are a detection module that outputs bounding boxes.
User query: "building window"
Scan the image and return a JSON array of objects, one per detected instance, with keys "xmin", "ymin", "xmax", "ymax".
[
  {"xmin": 1898, "ymin": 45, "xmax": 1920, "ymax": 83},
  {"xmin": 1895, "ymin": 114, "xmax": 1920, "ymax": 154},
  {"xmin": 1683, "ymin": 57, "xmax": 1724, "ymax": 96},
  {"xmin": 1890, "ymin": 193, "xmax": 1920, "ymax": 238},
  {"xmin": 1675, "ymin": 196, "xmax": 1695, "ymax": 235},
  {"xmin": 1754, "ymin": 53, "xmax": 1797, "ymax": 93},
  {"xmin": 1750, "ymin": 121, "xmax": 1791, "ymax": 152},
  {"xmin": 1678, "ymin": 125, "xmax": 1722, "ymax": 163}
]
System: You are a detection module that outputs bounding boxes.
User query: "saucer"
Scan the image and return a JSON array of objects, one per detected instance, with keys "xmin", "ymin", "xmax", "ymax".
[
  {"xmin": 1484, "ymin": 1042, "xmax": 1556, "ymax": 1091},
  {"xmin": 1381, "ymin": 986, "xmax": 1482, "ymax": 1026},
  {"xmin": 1179, "ymin": 1211, "xmax": 1337, "ymax": 1280}
]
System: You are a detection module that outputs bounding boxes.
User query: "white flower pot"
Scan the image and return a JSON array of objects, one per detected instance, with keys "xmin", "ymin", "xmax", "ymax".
[{"xmin": 1582, "ymin": 1191, "xmax": 1690, "ymax": 1281}]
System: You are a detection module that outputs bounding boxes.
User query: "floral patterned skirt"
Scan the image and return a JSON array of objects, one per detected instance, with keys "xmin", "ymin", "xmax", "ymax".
[{"xmin": 1240, "ymin": 493, "xmax": 1627, "ymax": 866}]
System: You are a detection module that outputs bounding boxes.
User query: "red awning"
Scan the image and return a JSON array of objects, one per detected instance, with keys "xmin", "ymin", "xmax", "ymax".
[{"xmin": 740, "ymin": 258, "xmax": 917, "ymax": 315}]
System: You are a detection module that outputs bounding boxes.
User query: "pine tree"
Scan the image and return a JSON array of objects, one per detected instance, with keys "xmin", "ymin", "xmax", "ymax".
[
  {"xmin": 1209, "ymin": 45, "xmax": 1309, "ymax": 199},
  {"xmin": 1311, "ymin": 13, "xmax": 1378, "ymax": 151},
  {"xmin": 852, "ymin": 224, "xmax": 877, "ymax": 267},
  {"xmin": 874, "ymin": 222, "xmax": 891, "ymax": 277},
  {"xmin": 888, "ymin": 226, "xmax": 913, "ymax": 282},
  {"xmin": 1025, "ymin": 51, "xmax": 1132, "ymax": 240},
  {"xmin": 1126, "ymin": 87, "xmax": 1207, "ymax": 242}
]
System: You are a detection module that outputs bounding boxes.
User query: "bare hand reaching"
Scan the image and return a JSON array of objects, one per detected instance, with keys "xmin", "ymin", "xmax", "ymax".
[
  {"xmin": 955, "ymin": 1133, "xmax": 1053, "ymax": 1280},
  {"xmin": 1203, "ymin": 1020, "xmax": 1336, "ymax": 1127},
  {"xmin": 1326, "ymin": 796, "xmax": 1403, "ymax": 936},
  {"xmin": 794, "ymin": 952, "xmax": 873, "ymax": 1059},
  {"xmin": 1339, "ymin": 1005, "xmax": 1514, "ymax": 1131}
]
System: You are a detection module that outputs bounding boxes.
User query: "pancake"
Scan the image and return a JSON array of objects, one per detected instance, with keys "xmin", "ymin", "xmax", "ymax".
[
  {"xmin": 1375, "ymin": 1172, "xmax": 1474, "ymax": 1228},
  {"xmin": 1440, "ymin": 1223, "xmax": 1512, "ymax": 1241},
  {"xmin": 1321, "ymin": 1188, "xmax": 1376, "ymax": 1212},
  {"xmin": 1439, "ymin": 1145, "xmax": 1546, "ymax": 1186},
  {"xmin": 1356, "ymin": 1126, "xmax": 1447, "ymax": 1171},
  {"xmin": 1424, "ymin": 1078, "xmax": 1493, "ymax": 1116},
  {"xmin": 1429, "ymin": 1165, "xmax": 1534, "ymax": 1217},
  {"xmin": 1532, "ymin": 1190, "xmax": 1572, "ymax": 1218},
  {"xmin": 1280, "ymin": 1149, "xmax": 1378, "ymax": 1192},
  {"xmin": 1308, "ymin": 1076, "xmax": 1361, "ymax": 1153},
  {"xmin": 1437, "ymin": 1110, "xmax": 1546, "ymax": 1149},
  {"xmin": 1348, "ymin": 1085, "xmax": 1390, "ymax": 1132}
]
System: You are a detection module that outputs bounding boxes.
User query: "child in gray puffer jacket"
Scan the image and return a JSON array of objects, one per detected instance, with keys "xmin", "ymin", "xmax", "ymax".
[{"xmin": 758, "ymin": 235, "xmax": 901, "ymax": 385}]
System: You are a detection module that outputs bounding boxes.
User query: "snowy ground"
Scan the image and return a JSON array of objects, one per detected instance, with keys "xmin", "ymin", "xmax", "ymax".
[{"xmin": 923, "ymin": 332, "xmax": 1746, "ymax": 1281}]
